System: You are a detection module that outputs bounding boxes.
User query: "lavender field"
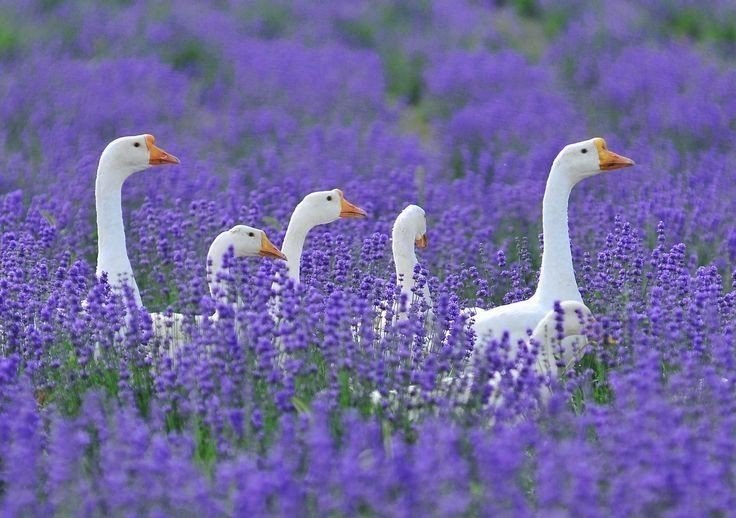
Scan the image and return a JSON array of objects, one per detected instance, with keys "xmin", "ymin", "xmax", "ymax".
[{"xmin": 2, "ymin": 0, "xmax": 736, "ymax": 515}]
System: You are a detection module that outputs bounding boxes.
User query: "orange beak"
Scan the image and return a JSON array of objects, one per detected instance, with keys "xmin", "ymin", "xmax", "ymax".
[
  {"xmin": 146, "ymin": 134, "xmax": 180, "ymax": 165},
  {"xmin": 415, "ymin": 233, "xmax": 428, "ymax": 249},
  {"xmin": 595, "ymin": 138, "xmax": 635, "ymax": 171},
  {"xmin": 259, "ymin": 233, "xmax": 287, "ymax": 260},
  {"xmin": 338, "ymin": 190, "xmax": 367, "ymax": 218}
]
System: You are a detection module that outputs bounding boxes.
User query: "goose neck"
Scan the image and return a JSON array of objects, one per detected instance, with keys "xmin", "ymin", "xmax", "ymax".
[
  {"xmin": 281, "ymin": 210, "xmax": 311, "ymax": 283},
  {"xmin": 535, "ymin": 165, "xmax": 581, "ymax": 304},
  {"xmin": 392, "ymin": 238, "xmax": 431, "ymax": 312},
  {"xmin": 95, "ymin": 165, "xmax": 141, "ymax": 307},
  {"xmin": 392, "ymin": 239, "xmax": 419, "ymax": 296},
  {"xmin": 206, "ymin": 236, "xmax": 233, "ymax": 303}
]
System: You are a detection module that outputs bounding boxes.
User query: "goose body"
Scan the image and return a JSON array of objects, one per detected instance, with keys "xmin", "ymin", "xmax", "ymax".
[
  {"xmin": 530, "ymin": 300, "xmax": 595, "ymax": 404},
  {"xmin": 472, "ymin": 138, "xmax": 634, "ymax": 356},
  {"xmin": 479, "ymin": 299, "xmax": 596, "ymax": 408},
  {"xmin": 530, "ymin": 300, "xmax": 595, "ymax": 379},
  {"xmin": 376, "ymin": 301, "xmax": 596, "ymax": 414}
]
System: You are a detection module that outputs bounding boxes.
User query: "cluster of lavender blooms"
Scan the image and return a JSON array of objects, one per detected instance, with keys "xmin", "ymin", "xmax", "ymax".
[{"xmin": 1, "ymin": 0, "xmax": 736, "ymax": 514}]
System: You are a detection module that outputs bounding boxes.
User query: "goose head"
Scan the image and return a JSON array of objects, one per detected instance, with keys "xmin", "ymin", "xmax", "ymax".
[
  {"xmin": 211, "ymin": 225, "xmax": 286, "ymax": 260},
  {"xmin": 99, "ymin": 134, "xmax": 180, "ymax": 179},
  {"xmin": 230, "ymin": 225, "xmax": 286, "ymax": 260},
  {"xmin": 553, "ymin": 137, "xmax": 634, "ymax": 183},
  {"xmin": 293, "ymin": 188, "xmax": 367, "ymax": 227},
  {"xmin": 393, "ymin": 204, "xmax": 428, "ymax": 249}
]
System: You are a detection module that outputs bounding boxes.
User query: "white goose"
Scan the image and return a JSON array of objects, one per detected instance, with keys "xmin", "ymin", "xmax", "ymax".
[
  {"xmin": 270, "ymin": 189, "xmax": 366, "ymax": 361},
  {"xmin": 278, "ymin": 188, "xmax": 366, "ymax": 284},
  {"xmin": 95, "ymin": 134, "xmax": 179, "ymax": 307},
  {"xmin": 472, "ymin": 137, "xmax": 634, "ymax": 357},
  {"xmin": 391, "ymin": 204, "xmax": 430, "ymax": 316},
  {"xmin": 371, "ymin": 204, "xmax": 431, "ymax": 339},
  {"xmin": 152, "ymin": 225, "xmax": 286, "ymax": 350}
]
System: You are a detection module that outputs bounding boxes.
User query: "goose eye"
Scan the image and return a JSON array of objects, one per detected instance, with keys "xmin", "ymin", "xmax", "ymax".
[
  {"xmin": 134, "ymin": 142, "xmax": 141, "ymax": 148},
  {"xmin": 581, "ymin": 148, "xmax": 587, "ymax": 154},
  {"xmin": 248, "ymin": 232, "xmax": 254, "ymax": 237},
  {"xmin": 326, "ymin": 195, "xmax": 333, "ymax": 201}
]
